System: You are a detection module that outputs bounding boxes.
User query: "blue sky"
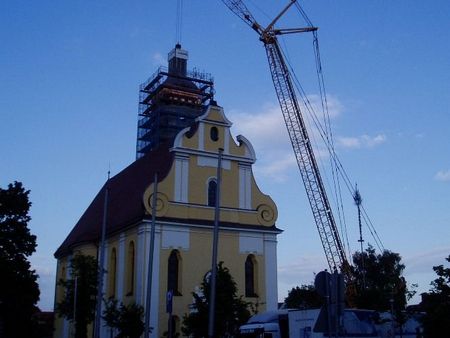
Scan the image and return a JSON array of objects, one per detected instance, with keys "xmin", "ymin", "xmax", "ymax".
[{"xmin": 1, "ymin": 1, "xmax": 449, "ymax": 310}]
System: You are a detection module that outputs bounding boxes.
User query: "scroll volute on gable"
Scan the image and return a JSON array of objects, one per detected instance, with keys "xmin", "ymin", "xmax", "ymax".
[{"xmin": 143, "ymin": 187, "xmax": 169, "ymax": 217}]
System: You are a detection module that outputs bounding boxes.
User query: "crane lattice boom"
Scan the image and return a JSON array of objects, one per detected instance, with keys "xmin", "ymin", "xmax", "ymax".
[{"xmin": 221, "ymin": 0, "xmax": 348, "ymax": 272}]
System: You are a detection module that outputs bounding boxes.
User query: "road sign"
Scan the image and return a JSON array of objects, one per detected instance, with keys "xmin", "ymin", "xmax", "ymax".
[{"xmin": 166, "ymin": 290, "xmax": 173, "ymax": 314}]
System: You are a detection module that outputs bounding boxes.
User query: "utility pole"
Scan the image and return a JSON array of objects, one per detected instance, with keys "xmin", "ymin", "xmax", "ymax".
[
  {"xmin": 144, "ymin": 172, "xmax": 159, "ymax": 338},
  {"xmin": 94, "ymin": 171, "xmax": 110, "ymax": 338},
  {"xmin": 208, "ymin": 148, "xmax": 223, "ymax": 338}
]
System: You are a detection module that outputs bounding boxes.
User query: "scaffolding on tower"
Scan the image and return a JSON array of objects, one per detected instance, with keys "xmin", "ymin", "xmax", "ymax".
[{"xmin": 136, "ymin": 44, "xmax": 215, "ymax": 159}]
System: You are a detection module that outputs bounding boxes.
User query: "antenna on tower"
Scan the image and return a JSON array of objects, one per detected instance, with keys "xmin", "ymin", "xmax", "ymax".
[
  {"xmin": 353, "ymin": 184, "xmax": 366, "ymax": 289},
  {"xmin": 175, "ymin": 0, "xmax": 184, "ymax": 44}
]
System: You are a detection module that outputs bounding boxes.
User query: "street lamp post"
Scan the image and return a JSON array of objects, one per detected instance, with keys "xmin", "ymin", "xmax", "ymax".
[{"xmin": 208, "ymin": 148, "xmax": 223, "ymax": 338}]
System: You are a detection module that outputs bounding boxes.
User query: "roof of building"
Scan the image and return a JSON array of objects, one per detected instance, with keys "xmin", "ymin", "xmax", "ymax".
[{"xmin": 54, "ymin": 144, "xmax": 174, "ymax": 258}]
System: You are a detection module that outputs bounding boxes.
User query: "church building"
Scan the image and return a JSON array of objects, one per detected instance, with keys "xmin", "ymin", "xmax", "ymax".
[{"xmin": 53, "ymin": 45, "xmax": 281, "ymax": 337}]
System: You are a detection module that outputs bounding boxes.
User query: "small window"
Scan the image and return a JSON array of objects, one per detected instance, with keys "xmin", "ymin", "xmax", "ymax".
[
  {"xmin": 168, "ymin": 250, "xmax": 182, "ymax": 296},
  {"xmin": 245, "ymin": 255, "xmax": 258, "ymax": 297},
  {"xmin": 208, "ymin": 180, "xmax": 217, "ymax": 207},
  {"xmin": 210, "ymin": 126, "xmax": 219, "ymax": 141}
]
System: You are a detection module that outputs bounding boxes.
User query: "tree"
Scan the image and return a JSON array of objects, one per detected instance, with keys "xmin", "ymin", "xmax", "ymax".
[
  {"xmin": 350, "ymin": 245, "xmax": 418, "ymax": 336},
  {"xmin": 102, "ymin": 298, "xmax": 145, "ymax": 338},
  {"xmin": 103, "ymin": 298, "xmax": 120, "ymax": 338},
  {"xmin": 421, "ymin": 254, "xmax": 450, "ymax": 337},
  {"xmin": 284, "ymin": 284, "xmax": 324, "ymax": 309},
  {"xmin": 115, "ymin": 303, "xmax": 145, "ymax": 338},
  {"xmin": 0, "ymin": 181, "xmax": 40, "ymax": 338},
  {"xmin": 350, "ymin": 245, "xmax": 414, "ymax": 312},
  {"xmin": 56, "ymin": 253, "xmax": 98, "ymax": 338},
  {"xmin": 182, "ymin": 262, "xmax": 251, "ymax": 337}
]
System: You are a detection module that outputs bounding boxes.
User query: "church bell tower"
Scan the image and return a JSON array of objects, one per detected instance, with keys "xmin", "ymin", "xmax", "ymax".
[{"xmin": 136, "ymin": 44, "xmax": 215, "ymax": 159}]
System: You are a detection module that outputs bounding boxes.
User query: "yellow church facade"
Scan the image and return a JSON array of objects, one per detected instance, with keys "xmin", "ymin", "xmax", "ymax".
[{"xmin": 54, "ymin": 103, "xmax": 281, "ymax": 337}]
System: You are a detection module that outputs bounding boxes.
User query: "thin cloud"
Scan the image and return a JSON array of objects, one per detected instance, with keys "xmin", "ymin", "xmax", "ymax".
[
  {"xmin": 229, "ymin": 104, "xmax": 287, "ymax": 148},
  {"xmin": 435, "ymin": 170, "xmax": 450, "ymax": 182},
  {"xmin": 229, "ymin": 96, "xmax": 345, "ymax": 181},
  {"xmin": 152, "ymin": 52, "xmax": 165, "ymax": 66},
  {"xmin": 304, "ymin": 94, "xmax": 343, "ymax": 120},
  {"xmin": 337, "ymin": 134, "xmax": 386, "ymax": 149},
  {"xmin": 337, "ymin": 137, "xmax": 360, "ymax": 149},
  {"xmin": 397, "ymin": 131, "xmax": 425, "ymax": 139},
  {"xmin": 362, "ymin": 134, "xmax": 386, "ymax": 147},
  {"xmin": 229, "ymin": 104, "xmax": 293, "ymax": 181},
  {"xmin": 256, "ymin": 153, "xmax": 297, "ymax": 183}
]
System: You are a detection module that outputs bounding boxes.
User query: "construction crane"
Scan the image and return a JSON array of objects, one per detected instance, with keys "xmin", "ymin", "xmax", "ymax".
[{"xmin": 220, "ymin": 0, "xmax": 349, "ymax": 273}]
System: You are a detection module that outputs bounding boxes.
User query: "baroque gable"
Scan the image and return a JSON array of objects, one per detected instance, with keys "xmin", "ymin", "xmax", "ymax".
[{"xmin": 142, "ymin": 104, "xmax": 278, "ymax": 228}]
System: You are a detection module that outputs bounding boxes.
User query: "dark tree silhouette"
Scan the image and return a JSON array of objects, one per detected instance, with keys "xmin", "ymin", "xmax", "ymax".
[
  {"xmin": 421, "ymin": 254, "xmax": 450, "ymax": 337},
  {"xmin": 102, "ymin": 298, "xmax": 145, "ymax": 338},
  {"xmin": 56, "ymin": 254, "xmax": 98, "ymax": 338},
  {"xmin": 115, "ymin": 302, "xmax": 145, "ymax": 338},
  {"xmin": 351, "ymin": 245, "xmax": 414, "ymax": 312},
  {"xmin": 0, "ymin": 181, "xmax": 40, "ymax": 338},
  {"xmin": 284, "ymin": 284, "xmax": 324, "ymax": 309},
  {"xmin": 350, "ymin": 245, "xmax": 418, "ymax": 335},
  {"xmin": 182, "ymin": 262, "xmax": 251, "ymax": 337}
]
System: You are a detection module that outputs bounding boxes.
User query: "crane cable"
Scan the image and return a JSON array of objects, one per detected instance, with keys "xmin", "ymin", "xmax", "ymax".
[
  {"xmin": 175, "ymin": 0, "xmax": 183, "ymax": 44},
  {"xmin": 294, "ymin": 2, "xmax": 348, "ymax": 252},
  {"xmin": 279, "ymin": 4, "xmax": 385, "ymax": 253},
  {"xmin": 279, "ymin": 44, "xmax": 353, "ymax": 258},
  {"xmin": 279, "ymin": 39, "xmax": 351, "ymax": 261},
  {"xmin": 294, "ymin": 2, "xmax": 353, "ymax": 258},
  {"xmin": 283, "ymin": 46, "xmax": 384, "ymax": 253},
  {"xmin": 294, "ymin": 2, "xmax": 384, "ymax": 251},
  {"xmin": 312, "ymin": 31, "xmax": 353, "ymax": 259}
]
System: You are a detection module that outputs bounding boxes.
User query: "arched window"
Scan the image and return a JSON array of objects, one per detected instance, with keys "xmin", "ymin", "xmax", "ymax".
[
  {"xmin": 210, "ymin": 126, "xmax": 219, "ymax": 141},
  {"xmin": 126, "ymin": 241, "xmax": 135, "ymax": 296},
  {"xmin": 208, "ymin": 179, "xmax": 217, "ymax": 207},
  {"xmin": 168, "ymin": 250, "xmax": 181, "ymax": 296},
  {"xmin": 245, "ymin": 255, "xmax": 258, "ymax": 297},
  {"xmin": 108, "ymin": 248, "xmax": 117, "ymax": 298}
]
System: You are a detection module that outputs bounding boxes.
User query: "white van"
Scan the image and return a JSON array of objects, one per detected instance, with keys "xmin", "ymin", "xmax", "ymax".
[{"xmin": 239, "ymin": 308, "xmax": 421, "ymax": 338}]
